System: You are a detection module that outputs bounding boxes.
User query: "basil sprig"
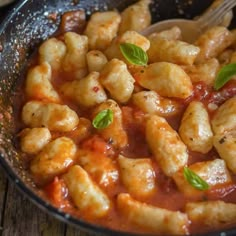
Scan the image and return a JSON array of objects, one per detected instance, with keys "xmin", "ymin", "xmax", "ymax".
[
  {"xmin": 183, "ymin": 167, "xmax": 209, "ymax": 191},
  {"xmin": 214, "ymin": 63, "xmax": 236, "ymax": 90},
  {"xmin": 120, "ymin": 43, "xmax": 148, "ymax": 66},
  {"xmin": 92, "ymin": 109, "xmax": 113, "ymax": 129}
]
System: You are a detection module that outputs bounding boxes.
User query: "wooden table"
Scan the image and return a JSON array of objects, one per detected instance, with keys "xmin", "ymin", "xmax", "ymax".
[
  {"xmin": 0, "ymin": 167, "xmax": 94, "ymax": 236},
  {"xmin": 0, "ymin": 3, "xmax": 93, "ymax": 236}
]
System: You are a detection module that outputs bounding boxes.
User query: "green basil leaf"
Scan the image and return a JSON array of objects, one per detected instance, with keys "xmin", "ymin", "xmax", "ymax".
[
  {"xmin": 120, "ymin": 43, "xmax": 148, "ymax": 66},
  {"xmin": 214, "ymin": 63, "xmax": 236, "ymax": 90},
  {"xmin": 183, "ymin": 167, "xmax": 209, "ymax": 191},
  {"xmin": 92, "ymin": 109, "xmax": 113, "ymax": 129}
]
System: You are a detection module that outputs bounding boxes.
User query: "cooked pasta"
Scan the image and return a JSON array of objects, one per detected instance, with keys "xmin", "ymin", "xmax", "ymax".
[{"xmin": 15, "ymin": 1, "xmax": 236, "ymax": 235}]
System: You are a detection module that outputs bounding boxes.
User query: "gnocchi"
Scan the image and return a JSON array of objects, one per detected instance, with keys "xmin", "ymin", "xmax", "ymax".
[
  {"xmin": 22, "ymin": 101, "xmax": 79, "ymax": 132},
  {"xmin": 92, "ymin": 99, "xmax": 128, "ymax": 148},
  {"xmin": 77, "ymin": 150, "xmax": 119, "ymax": 187},
  {"xmin": 39, "ymin": 38, "xmax": 66, "ymax": 71},
  {"xmin": 84, "ymin": 11, "xmax": 121, "ymax": 50},
  {"xmin": 146, "ymin": 115, "xmax": 188, "ymax": 177},
  {"xmin": 25, "ymin": 62, "xmax": 60, "ymax": 102},
  {"xmin": 20, "ymin": 128, "xmax": 51, "ymax": 154},
  {"xmin": 86, "ymin": 50, "xmax": 108, "ymax": 72},
  {"xmin": 105, "ymin": 30, "xmax": 150, "ymax": 61},
  {"xmin": 148, "ymin": 36, "xmax": 200, "ymax": 65},
  {"xmin": 63, "ymin": 165, "xmax": 111, "ymax": 218},
  {"xmin": 118, "ymin": 155, "xmax": 156, "ymax": 198},
  {"xmin": 118, "ymin": 0, "xmax": 151, "ymax": 34},
  {"xmin": 63, "ymin": 32, "xmax": 88, "ymax": 79},
  {"xmin": 99, "ymin": 59, "xmax": 135, "ymax": 103},
  {"xmin": 117, "ymin": 193, "xmax": 189, "ymax": 235},
  {"xmin": 195, "ymin": 26, "xmax": 233, "ymax": 63},
  {"xmin": 173, "ymin": 159, "xmax": 232, "ymax": 198},
  {"xmin": 186, "ymin": 201, "xmax": 236, "ymax": 228},
  {"xmin": 61, "ymin": 71, "xmax": 107, "ymax": 107},
  {"xmin": 183, "ymin": 58, "xmax": 220, "ymax": 85},
  {"xmin": 30, "ymin": 137, "xmax": 77, "ymax": 184},
  {"xmin": 132, "ymin": 90, "xmax": 180, "ymax": 116},
  {"xmin": 211, "ymin": 97, "xmax": 236, "ymax": 135},
  {"xmin": 179, "ymin": 101, "xmax": 213, "ymax": 153},
  {"xmin": 15, "ymin": 2, "xmax": 236, "ymax": 235},
  {"xmin": 213, "ymin": 131, "xmax": 236, "ymax": 174},
  {"xmin": 137, "ymin": 62, "xmax": 193, "ymax": 99}
]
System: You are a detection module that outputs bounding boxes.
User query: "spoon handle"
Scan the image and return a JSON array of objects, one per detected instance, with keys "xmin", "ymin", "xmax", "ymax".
[{"xmin": 196, "ymin": 0, "xmax": 236, "ymax": 31}]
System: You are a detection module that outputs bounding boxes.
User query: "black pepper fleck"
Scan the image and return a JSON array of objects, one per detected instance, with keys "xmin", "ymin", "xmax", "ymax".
[{"xmin": 219, "ymin": 136, "xmax": 226, "ymax": 144}]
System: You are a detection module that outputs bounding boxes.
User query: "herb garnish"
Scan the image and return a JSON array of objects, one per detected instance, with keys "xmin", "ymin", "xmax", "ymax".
[
  {"xmin": 120, "ymin": 43, "xmax": 148, "ymax": 66},
  {"xmin": 214, "ymin": 63, "xmax": 236, "ymax": 90},
  {"xmin": 92, "ymin": 109, "xmax": 113, "ymax": 129},
  {"xmin": 183, "ymin": 167, "xmax": 209, "ymax": 191}
]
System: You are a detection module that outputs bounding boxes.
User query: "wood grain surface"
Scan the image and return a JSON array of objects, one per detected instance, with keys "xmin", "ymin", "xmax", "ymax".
[{"xmin": 0, "ymin": 167, "xmax": 95, "ymax": 236}]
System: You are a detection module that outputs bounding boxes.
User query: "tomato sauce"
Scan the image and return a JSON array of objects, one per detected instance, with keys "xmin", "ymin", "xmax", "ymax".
[
  {"xmin": 13, "ymin": 66, "xmax": 236, "ymax": 235},
  {"xmin": 12, "ymin": 9, "xmax": 236, "ymax": 236},
  {"xmin": 15, "ymin": 85, "xmax": 236, "ymax": 234}
]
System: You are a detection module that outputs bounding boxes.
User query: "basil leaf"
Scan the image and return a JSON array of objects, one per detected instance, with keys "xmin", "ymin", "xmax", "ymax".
[
  {"xmin": 120, "ymin": 43, "xmax": 148, "ymax": 66},
  {"xmin": 183, "ymin": 167, "xmax": 209, "ymax": 191},
  {"xmin": 214, "ymin": 63, "xmax": 236, "ymax": 90},
  {"xmin": 92, "ymin": 109, "xmax": 113, "ymax": 129}
]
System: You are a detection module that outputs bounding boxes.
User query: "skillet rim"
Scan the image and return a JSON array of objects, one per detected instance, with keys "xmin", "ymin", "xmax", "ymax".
[{"xmin": 0, "ymin": 0, "xmax": 236, "ymax": 235}]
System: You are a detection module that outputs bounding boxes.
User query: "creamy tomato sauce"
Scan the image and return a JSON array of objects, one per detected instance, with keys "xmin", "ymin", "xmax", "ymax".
[{"xmin": 13, "ymin": 3, "xmax": 236, "ymax": 235}]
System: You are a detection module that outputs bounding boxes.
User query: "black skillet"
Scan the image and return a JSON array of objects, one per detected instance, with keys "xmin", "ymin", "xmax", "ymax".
[{"xmin": 0, "ymin": 0, "xmax": 236, "ymax": 235}]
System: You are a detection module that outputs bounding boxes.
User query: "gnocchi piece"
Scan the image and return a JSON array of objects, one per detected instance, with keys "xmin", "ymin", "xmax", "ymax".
[
  {"xmin": 30, "ymin": 137, "xmax": 77, "ymax": 184},
  {"xmin": 179, "ymin": 101, "xmax": 213, "ymax": 153},
  {"xmin": 92, "ymin": 99, "xmax": 128, "ymax": 149},
  {"xmin": 148, "ymin": 37, "xmax": 200, "ymax": 65},
  {"xmin": 118, "ymin": 155, "xmax": 156, "ymax": 198},
  {"xmin": 86, "ymin": 50, "xmax": 108, "ymax": 72},
  {"xmin": 25, "ymin": 62, "xmax": 60, "ymax": 102},
  {"xmin": 99, "ymin": 59, "xmax": 135, "ymax": 103},
  {"xmin": 230, "ymin": 51, "xmax": 236, "ymax": 63},
  {"xmin": 173, "ymin": 159, "xmax": 232, "ymax": 198},
  {"xmin": 22, "ymin": 101, "xmax": 79, "ymax": 132},
  {"xmin": 71, "ymin": 118, "xmax": 93, "ymax": 143},
  {"xmin": 77, "ymin": 150, "xmax": 119, "ymax": 187},
  {"xmin": 211, "ymin": 97, "xmax": 236, "ymax": 134},
  {"xmin": 61, "ymin": 71, "xmax": 107, "ymax": 107},
  {"xmin": 183, "ymin": 58, "xmax": 220, "ymax": 85},
  {"xmin": 63, "ymin": 32, "xmax": 88, "ymax": 79},
  {"xmin": 186, "ymin": 201, "xmax": 236, "ymax": 228},
  {"xmin": 117, "ymin": 193, "xmax": 189, "ymax": 235},
  {"xmin": 195, "ymin": 26, "xmax": 233, "ymax": 63},
  {"xmin": 132, "ymin": 90, "xmax": 181, "ymax": 117},
  {"xmin": 118, "ymin": 0, "xmax": 151, "ymax": 34},
  {"xmin": 218, "ymin": 49, "xmax": 234, "ymax": 65},
  {"xmin": 105, "ymin": 31, "xmax": 150, "ymax": 61},
  {"xmin": 146, "ymin": 115, "xmax": 188, "ymax": 177},
  {"xmin": 213, "ymin": 131, "xmax": 236, "ymax": 174},
  {"xmin": 20, "ymin": 128, "xmax": 51, "ymax": 154},
  {"xmin": 148, "ymin": 26, "xmax": 182, "ymax": 41},
  {"xmin": 137, "ymin": 62, "xmax": 193, "ymax": 99},
  {"xmin": 39, "ymin": 38, "xmax": 66, "ymax": 71},
  {"xmin": 84, "ymin": 11, "xmax": 121, "ymax": 50},
  {"xmin": 63, "ymin": 165, "xmax": 111, "ymax": 218}
]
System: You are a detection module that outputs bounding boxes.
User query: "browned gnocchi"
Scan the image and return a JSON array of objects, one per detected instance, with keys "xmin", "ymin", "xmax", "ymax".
[
  {"xmin": 63, "ymin": 165, "xmax": 111, "ymax": 217},
  {"xmin": 25, "ymin": 62, "xmax": 60, "ymax": 102},
  {"xmin": 137, "ymin": 62, "xmax": 193, "ymax": 99},
  {"xmin": 15, "ymin": 1, "xmax": 236, "ymax": 235}
]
